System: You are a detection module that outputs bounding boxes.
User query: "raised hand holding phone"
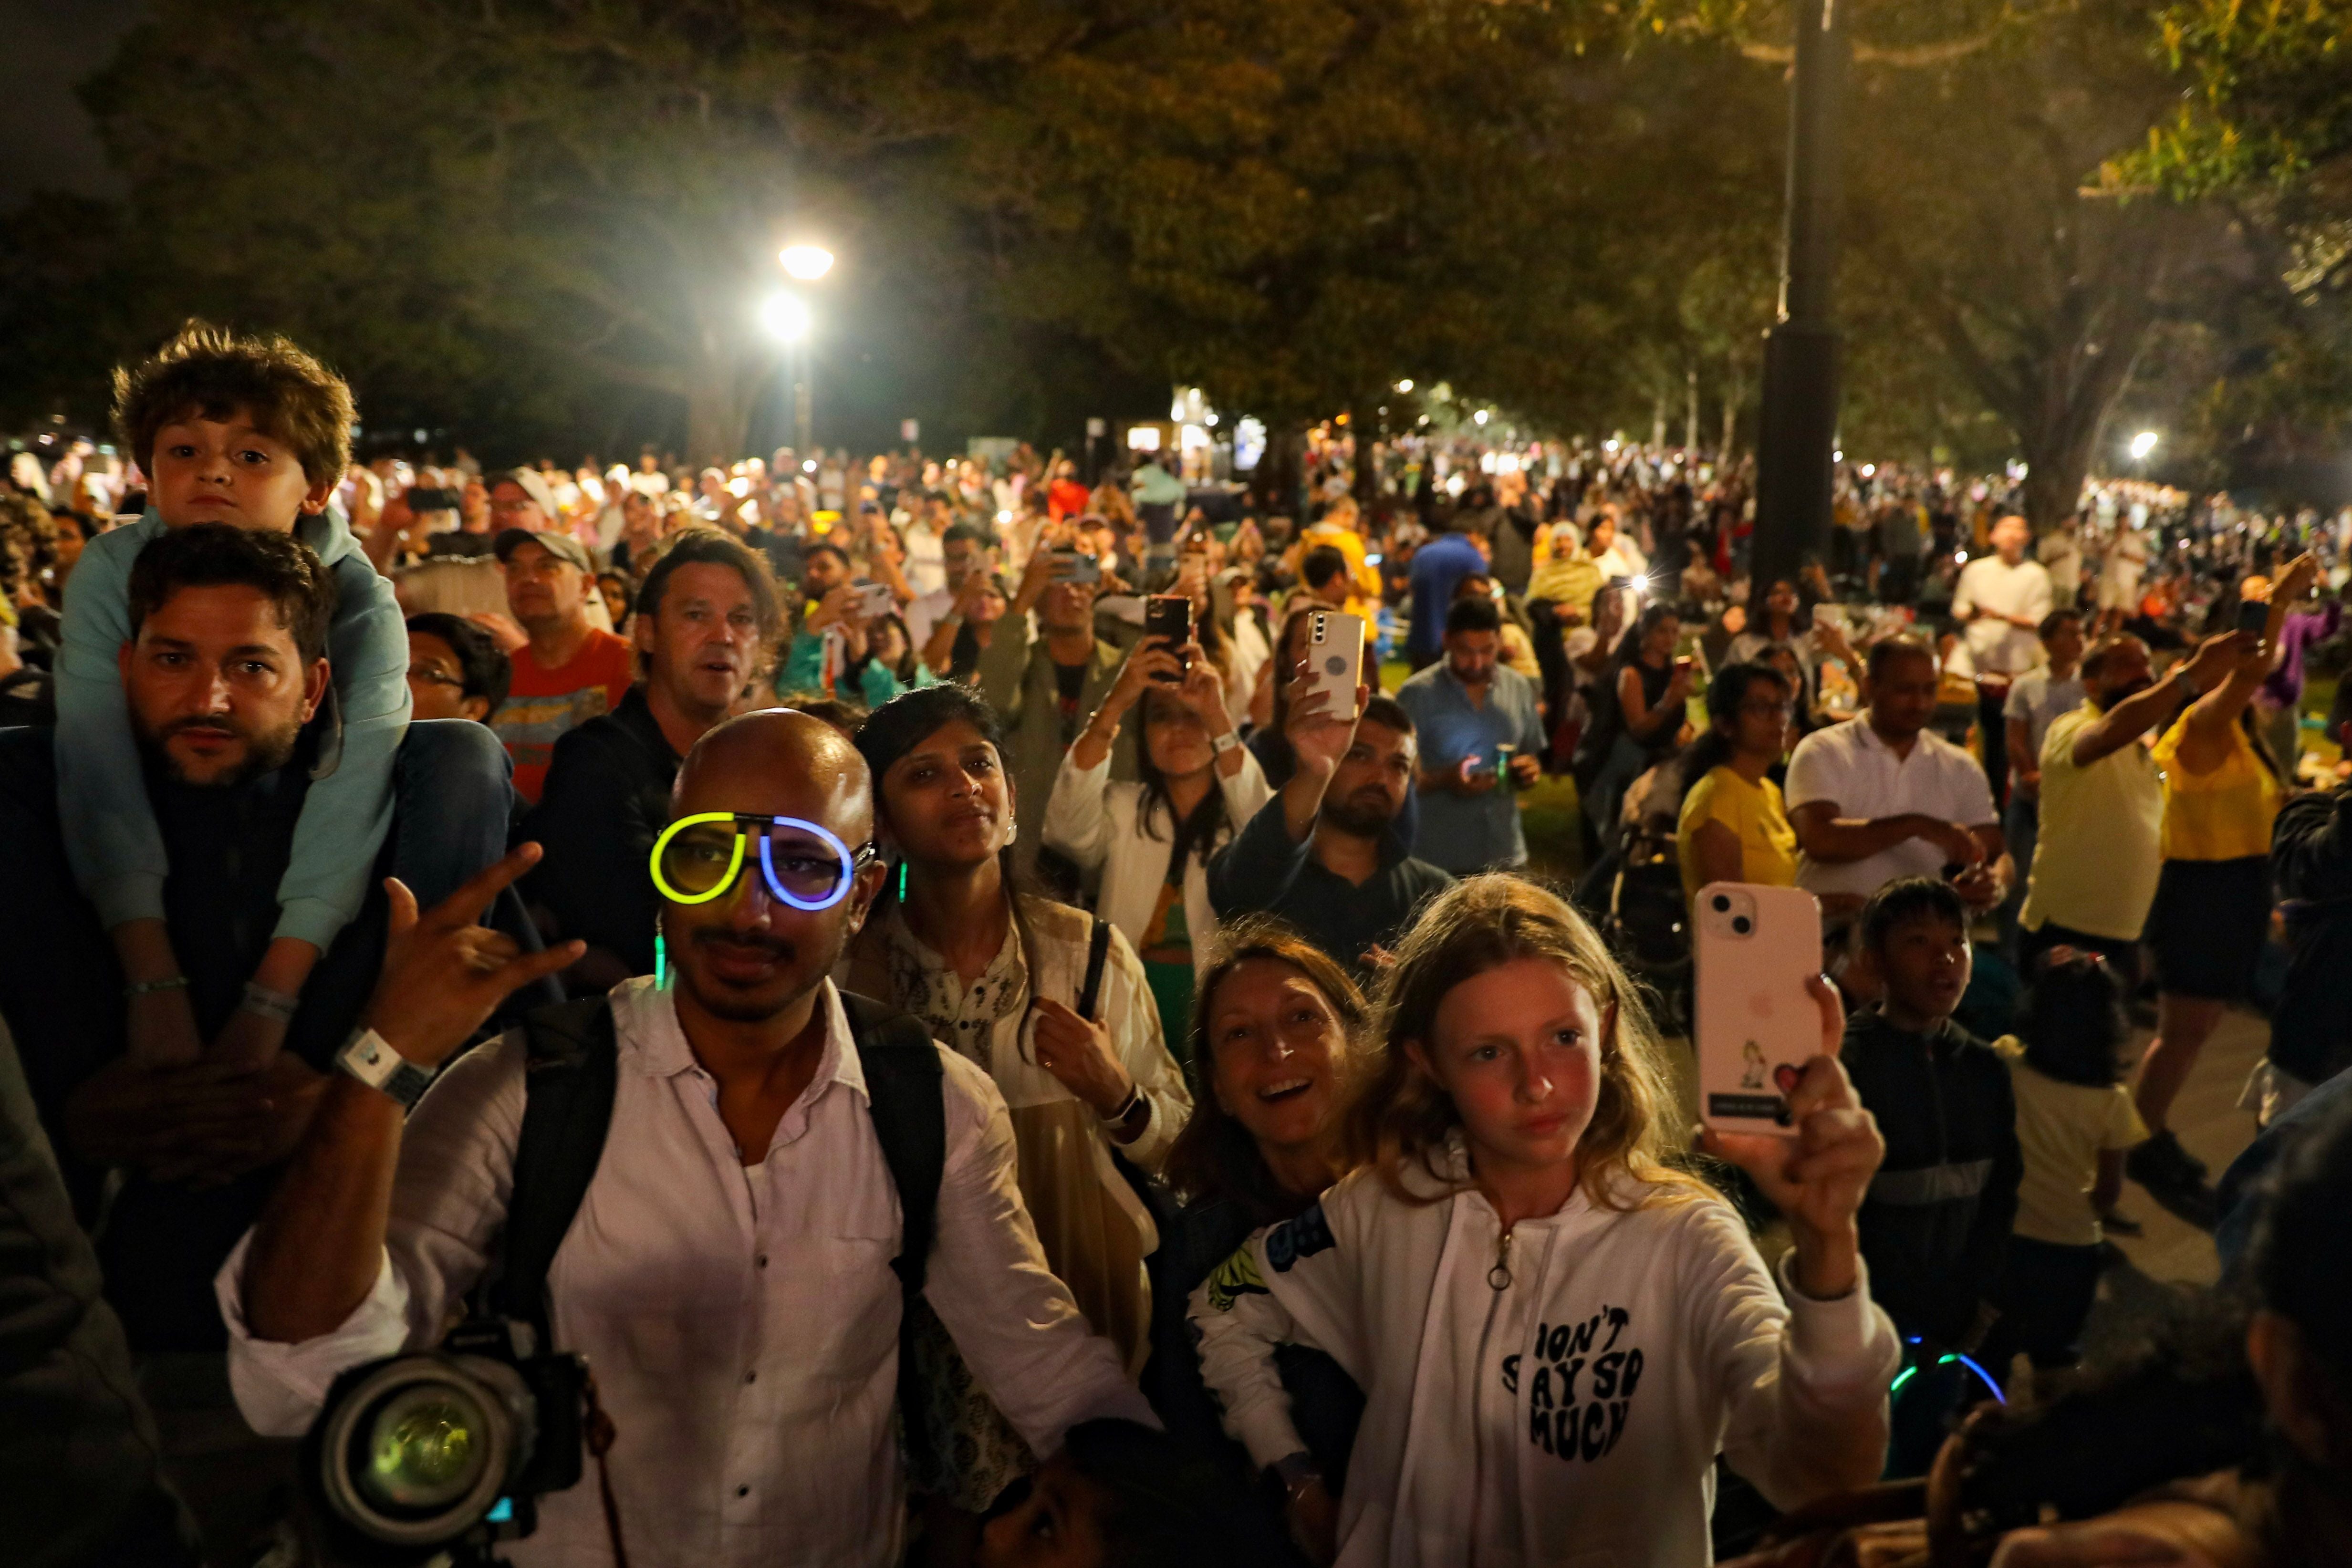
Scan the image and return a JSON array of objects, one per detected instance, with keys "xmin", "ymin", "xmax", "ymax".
[{"xmin": 1693, "ymin": 883, "xmax": 1883, "ymax": 1299}]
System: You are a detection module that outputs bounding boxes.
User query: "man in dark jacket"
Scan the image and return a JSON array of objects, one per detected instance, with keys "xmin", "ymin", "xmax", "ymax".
[
  {"xmin": 0, "ymin": 1019, "xmax": 195, "ymax": 1567},
  {"xmin": 1208, "ymin": 692, "xmax": 1453, "ymax": 983},
  {"xmin": 2262, "ymin": 684, "xmax": 2352, "ymax": 1113},
  {"xmin": 523, "ymin": 529, "xmax": 780, "ymax": 991},
  {"xmin": 1842, "ymin": 878, "xmax": 2023, "ymax": 1350}
]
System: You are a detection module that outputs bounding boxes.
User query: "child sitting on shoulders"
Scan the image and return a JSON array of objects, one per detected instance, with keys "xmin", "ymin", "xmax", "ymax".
[{"xmin": 60, "ymin": 322, "xmax": 411, "ymax": 1068}]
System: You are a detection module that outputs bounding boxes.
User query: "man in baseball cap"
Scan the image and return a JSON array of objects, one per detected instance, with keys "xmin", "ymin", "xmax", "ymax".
[
  {"xmin": 492, "ymin": 525, "xmax": 593, "ymax": 574},
  {"xmin": 489, "ymin": 527, "xmax": 635, "ymax": 802},
  {"xmin": 489, "ymin": 467, "xmax": 562, "ymax": 534}
]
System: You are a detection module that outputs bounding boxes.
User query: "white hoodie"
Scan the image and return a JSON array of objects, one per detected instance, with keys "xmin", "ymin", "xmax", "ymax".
[{"xmin": 1189, "ymin": 1152, "xmax": 1899, "ymax": 1568}]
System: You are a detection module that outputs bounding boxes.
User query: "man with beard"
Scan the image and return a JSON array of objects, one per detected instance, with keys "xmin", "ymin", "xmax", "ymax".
[
  {"xmin": 2019, "ymin": 631, "xmax": 2243, "ymax": 986},
  {"xmin": 0, "ymin": 524, "xmax": 518, "ymax": 1560},
  {"xmin": 1394, "ymin": 595, "xmax": 1545, "ymax": 875},
  {"xmin": 1208, "ymin": 685, "xmax": 1454, "ymax": 982},
  {"xmin": 524, "ymin": 529, "xmax": 782, "ymax": 994},
  {"xmin": 226, "ymin": 710, "xmax": 1152, "ymax": 1568}
]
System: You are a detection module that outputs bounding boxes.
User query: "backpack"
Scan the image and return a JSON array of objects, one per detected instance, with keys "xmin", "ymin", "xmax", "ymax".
[{"xmin": 489, "ymin": 990, "xmax": 947, "ymax": 1470}]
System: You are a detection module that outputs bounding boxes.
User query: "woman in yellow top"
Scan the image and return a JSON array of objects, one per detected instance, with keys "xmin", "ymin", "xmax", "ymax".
[
  {"xmin": 1676, "ymin": 660, "xmax": 1800, "ymax": 901},
  {"xmin": 2130, "ymin": 554, "xmax": 2308, "ymax": 1216}
]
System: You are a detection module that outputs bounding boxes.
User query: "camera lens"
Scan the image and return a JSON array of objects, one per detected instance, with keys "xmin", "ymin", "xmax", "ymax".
[
  {"xmin": 1710, "ymin": 894, "xmax": 1731, "ymax": 913},
  {"xmin": 1732, "ymin": 915, "xmax": 1752, "ymax": 935},
  {"xmin": 361, "ymin": 1383, "xmax": 493, "ymax": 1512}
]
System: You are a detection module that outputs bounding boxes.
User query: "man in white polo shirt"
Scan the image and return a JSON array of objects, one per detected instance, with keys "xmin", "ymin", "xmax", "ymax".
[
  {"xmin": 1952, "ymin": 514, "xmax": 2053, "ymax": 801},
  {"xmin": 1785, "ymin": 637, "xmax": 2006, "ymax": 918}
]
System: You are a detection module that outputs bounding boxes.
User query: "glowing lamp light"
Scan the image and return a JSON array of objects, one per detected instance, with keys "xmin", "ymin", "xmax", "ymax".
[
  {"xmin": 1395, "ymin": 378, "xmax": 1415, "ymax": 393},
  {"xmin": 802, "ymin": 459, "xmax": 817, "ymax": 473},
  {"xmin": 779, "ymin": 244, "xmax": 835, "ymax": 281},
  {"xmin": 761, "ymin": 293, "xmax": 812, "ymax": 342},
  {"xmin": 2130, "ymin": 430, "xmax": 2160, "ymax": 460},
  {"xmin": 1474, "ymin": 409, "xmax": 1490, "ymax": 426}
]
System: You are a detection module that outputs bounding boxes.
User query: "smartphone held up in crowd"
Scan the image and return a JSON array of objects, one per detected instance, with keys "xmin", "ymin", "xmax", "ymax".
[
  {"xmin": 1298, "ymin": 609, "xmax": 1365, "ymax": 720},
  {"xmin": 1694, "ymin": 882, "xmax": 1823, "ymax": 1132}
]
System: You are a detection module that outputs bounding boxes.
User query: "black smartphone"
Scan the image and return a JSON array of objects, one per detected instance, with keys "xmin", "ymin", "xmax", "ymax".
[
  {"xmin": 406, "ymin": 487, "xmax": 459, "ymax": 512},
  {"xmin": 2236, "ymin": 598, "xmax": 2268, "ymax": 635},
  {"xmin": 1051, "ymin": 549, "xmax": 1103, "ymax": 587},
  {"xmin": 1143, "ymin": 595, "xmax": 1191, "ymax": 681}
]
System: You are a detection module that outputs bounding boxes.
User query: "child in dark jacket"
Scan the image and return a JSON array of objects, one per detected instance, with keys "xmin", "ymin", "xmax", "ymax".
[{"xmin": 1842, "ymin": 876, "xmax": 2023, "ymax": 1352}]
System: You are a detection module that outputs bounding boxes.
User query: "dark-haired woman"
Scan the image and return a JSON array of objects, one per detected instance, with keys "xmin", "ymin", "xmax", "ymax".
[
  {"xmin": 843, "ymin": 685, "xmax": 1191, "ymax": 1374},
  {"xmin": 1674, "ymin": 661, "xmax": 1798, "ymax": 902},
  {"xmin": 2133, "ymin": 557, "xmax": 2306, "ymax": 1221},
  {"xmin": 1146, "ymin": 923, "xmax": 1369, "ymax": 1494},
  {"xmin": 1573, "ymin": 603, "xmax": 1693, "ymax": 851},
  {"xmin": 1043, "ymin": 635, "xmax": 1270, "ymax": 1062}
]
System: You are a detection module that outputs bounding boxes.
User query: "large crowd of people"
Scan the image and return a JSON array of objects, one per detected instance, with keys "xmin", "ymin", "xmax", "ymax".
[{"xmin": 2, "ymin": 322, "xmax": 2350, "ymax": 1568}]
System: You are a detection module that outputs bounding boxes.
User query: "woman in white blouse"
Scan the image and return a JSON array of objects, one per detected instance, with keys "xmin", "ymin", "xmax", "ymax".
[{"xmin": 1045, "ymin": 633, "xmax": 1271, "ymax": 1064}]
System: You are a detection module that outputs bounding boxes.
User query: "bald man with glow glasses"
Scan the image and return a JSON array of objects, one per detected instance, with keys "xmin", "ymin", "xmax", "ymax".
[{"xmin": 221, "ymin": 710, "xmax": 1151, "ymax": 1568}]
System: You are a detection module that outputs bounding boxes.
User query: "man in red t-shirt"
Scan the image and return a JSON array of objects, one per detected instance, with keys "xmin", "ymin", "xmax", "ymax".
[
  {"xmin": 488, "ymin": 529, "xmax": 635, "ymax": 802},
  {"xmin": 1046, "ymin": 458, "xmax": 1091, "ymax": 522}
]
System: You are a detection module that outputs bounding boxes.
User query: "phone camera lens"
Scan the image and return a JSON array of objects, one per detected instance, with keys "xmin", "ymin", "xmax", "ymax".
[
  {"xmin": 1710, "ymin": 894, "xmax": 1731, "ymax": 914},
  {"xmin": 1731, "ymin": 915, "xmax": 1752, "ymax": 935}
]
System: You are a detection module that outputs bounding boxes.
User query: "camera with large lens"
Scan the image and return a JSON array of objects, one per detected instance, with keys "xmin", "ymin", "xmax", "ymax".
[{"xmin": 302, "ymin": 1316, "xmax": 586, "ymax": 1564}]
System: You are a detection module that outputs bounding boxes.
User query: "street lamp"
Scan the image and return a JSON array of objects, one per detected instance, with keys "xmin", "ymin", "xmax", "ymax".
[
  {"xmin": 761, "ymin": 293, "xmax": 812, "ymax": 343},
  {"xmin": 780, "ymin": 244, "xmax": 835, "ymax": 282},
  {"xmin": 2130, "ymin": 430, "xmax": 2159, "ymax": 461},
  {"xmin": 761, "ymin": 293, "xmax": 817, "ymax": 458}
]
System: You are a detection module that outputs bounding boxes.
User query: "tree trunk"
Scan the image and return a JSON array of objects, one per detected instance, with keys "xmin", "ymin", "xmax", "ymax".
[
  {"xmin": 1350, "ymin": 410, "xmax": 1376, "ymax": 504},
  {"xmin": 1684, "ymin": 365, "xmax": 1699, "ymax": 453},
  {"xmin": 1650, "ymin": 392, "xmax": 1667, "ymax": 450},
  {"xmin": 683, "ymin": 326, "xmax": 779, "ymax": 468},
  {"xmin": 1250, "ymin": 423, "xmax": 1306, "ymax": 519}
]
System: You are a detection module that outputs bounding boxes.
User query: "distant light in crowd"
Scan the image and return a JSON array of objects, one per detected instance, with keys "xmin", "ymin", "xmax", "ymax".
[
  {"xmin": 1395, "ymin": 378, "xmax": 1415, "ymax": 393},
  {"xmin": 1366, "ymin": 553, "xmax": 1383, "ymax": 565},
  {"xmin": 803, "ymin": 459, "xmax": 817, "ymax": 473},
  {"xmin": 1603, "ymin": 438, "xmax": 1619, "ymax": 452},
  {"xmin": 779, "ymin": 244, "xmax": 835, "ymax": 281},
  {"xmin": 1204, "ymin": 412, "xmax": 1218, "ymax": 427},
  {"xmin": 1833, "ymin": 449, "xmax": 1844, "ymax": 462},
  {"xmin": 1860, "ymin": 464, "xmax": 1875, "ymax": 477},
  {"xmin": 998, "ymin": 509, "xmax": 1013, "ymax": 524},
  {"xmin": 761, "ymin": 293, "xmax": 812, "ymax": 342},
  {"xmin": 2130, "ymin": 430, "xmax": 2160, "ymax": 460},
  {"xmin": 1474, "ymin": 410, "xmax": 1490, "ymax": 425},
  {"xmin": 1957, "ymin": 550, "xmax": 1970, "ymax": 563}
]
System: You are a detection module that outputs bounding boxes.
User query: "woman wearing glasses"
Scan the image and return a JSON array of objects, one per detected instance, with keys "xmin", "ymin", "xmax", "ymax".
[{"xmin": 836, "ymin": 684, "xmax": 1192, "ymax": 1516}]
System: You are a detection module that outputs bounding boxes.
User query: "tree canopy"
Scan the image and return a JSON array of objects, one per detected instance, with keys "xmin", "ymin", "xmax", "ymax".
[{"xmin": 0, "ymin": 0, "xmax": 2341, "ymax": 500}]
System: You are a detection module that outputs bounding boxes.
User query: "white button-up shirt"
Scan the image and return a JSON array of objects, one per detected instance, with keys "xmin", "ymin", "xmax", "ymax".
[
  {"xmin": 217, "ymin": 979, "xmax": 1149, "ymax": 1568},
  {"xmin": 1950, "ymin": 555, "xmax": 2053, "ymax": 676},
  {"xmin": 1783, "ymin": 716, "xmax": 1999, "ymax": 899}
]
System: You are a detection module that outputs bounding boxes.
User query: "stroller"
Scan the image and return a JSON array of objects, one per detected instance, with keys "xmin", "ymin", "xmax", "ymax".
[{"xmin": 1582, "ymin": 755, "xmax": 1694, "ymax": 1035}]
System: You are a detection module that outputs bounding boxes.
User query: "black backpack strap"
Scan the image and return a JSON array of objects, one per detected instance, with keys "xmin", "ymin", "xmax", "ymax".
[
  {"xmin": 1076, "ymin": 915, "xmax": 1112, "ymax": 1022},
  {"xmin": 842, "ymin": 990, "xmax": 951, "ymax": 1480},
  {"xmin": 493, "ymin": 997, "xmax": 620, "ymax": 1343},
  {"xmin": 842, "ymin": 991, "xmax": 947, "ymax": 1295}
]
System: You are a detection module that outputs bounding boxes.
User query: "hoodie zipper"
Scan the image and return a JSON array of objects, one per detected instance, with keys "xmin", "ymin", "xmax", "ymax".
[{"xmin": 1468, "ymin": 1221, "xmax": 1514, "ymax": 1568}]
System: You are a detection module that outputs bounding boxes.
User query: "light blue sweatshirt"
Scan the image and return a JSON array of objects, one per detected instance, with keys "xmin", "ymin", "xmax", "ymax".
[{"xmin": 57, "ymin": 509, "xmax": 412, "ymax": 951}]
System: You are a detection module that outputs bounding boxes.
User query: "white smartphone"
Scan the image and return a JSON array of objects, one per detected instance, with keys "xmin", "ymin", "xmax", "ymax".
[
  {"xmin": 851, "ymin": 579, "xmax": 896, "ymax": 621},
  {"xmin": 1298, "ymin": 610, "xmax": 1364, "ymax": 720},
  {"xmin": 1693, "ymin": 882, "xmax": 1823, "ymax": 1132}
]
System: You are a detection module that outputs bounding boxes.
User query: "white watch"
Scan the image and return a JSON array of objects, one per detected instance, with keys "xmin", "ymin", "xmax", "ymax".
[
  {"xmin": 337, "ymin": 1028, "xmax": 438, "ymax": 1111},
  {"xmin": 1211, "ymin": 728, "xmax": 1242, "ymax": 757}
]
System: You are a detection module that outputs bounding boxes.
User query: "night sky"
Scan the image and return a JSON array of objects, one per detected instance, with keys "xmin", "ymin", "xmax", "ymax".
[{"xmin": 0, "ymin": 0, "xmax": 146, "ymax": 211}]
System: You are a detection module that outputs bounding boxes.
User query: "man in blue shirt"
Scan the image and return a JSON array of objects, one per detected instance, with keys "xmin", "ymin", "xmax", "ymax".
[
  {"xmin": 1395, "ymin": 596, "xmax": 1545, "ymax": 874},
  {"xmin": 1405, "ymin": 514, "xmax": 1487, "ymax": 670}
]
